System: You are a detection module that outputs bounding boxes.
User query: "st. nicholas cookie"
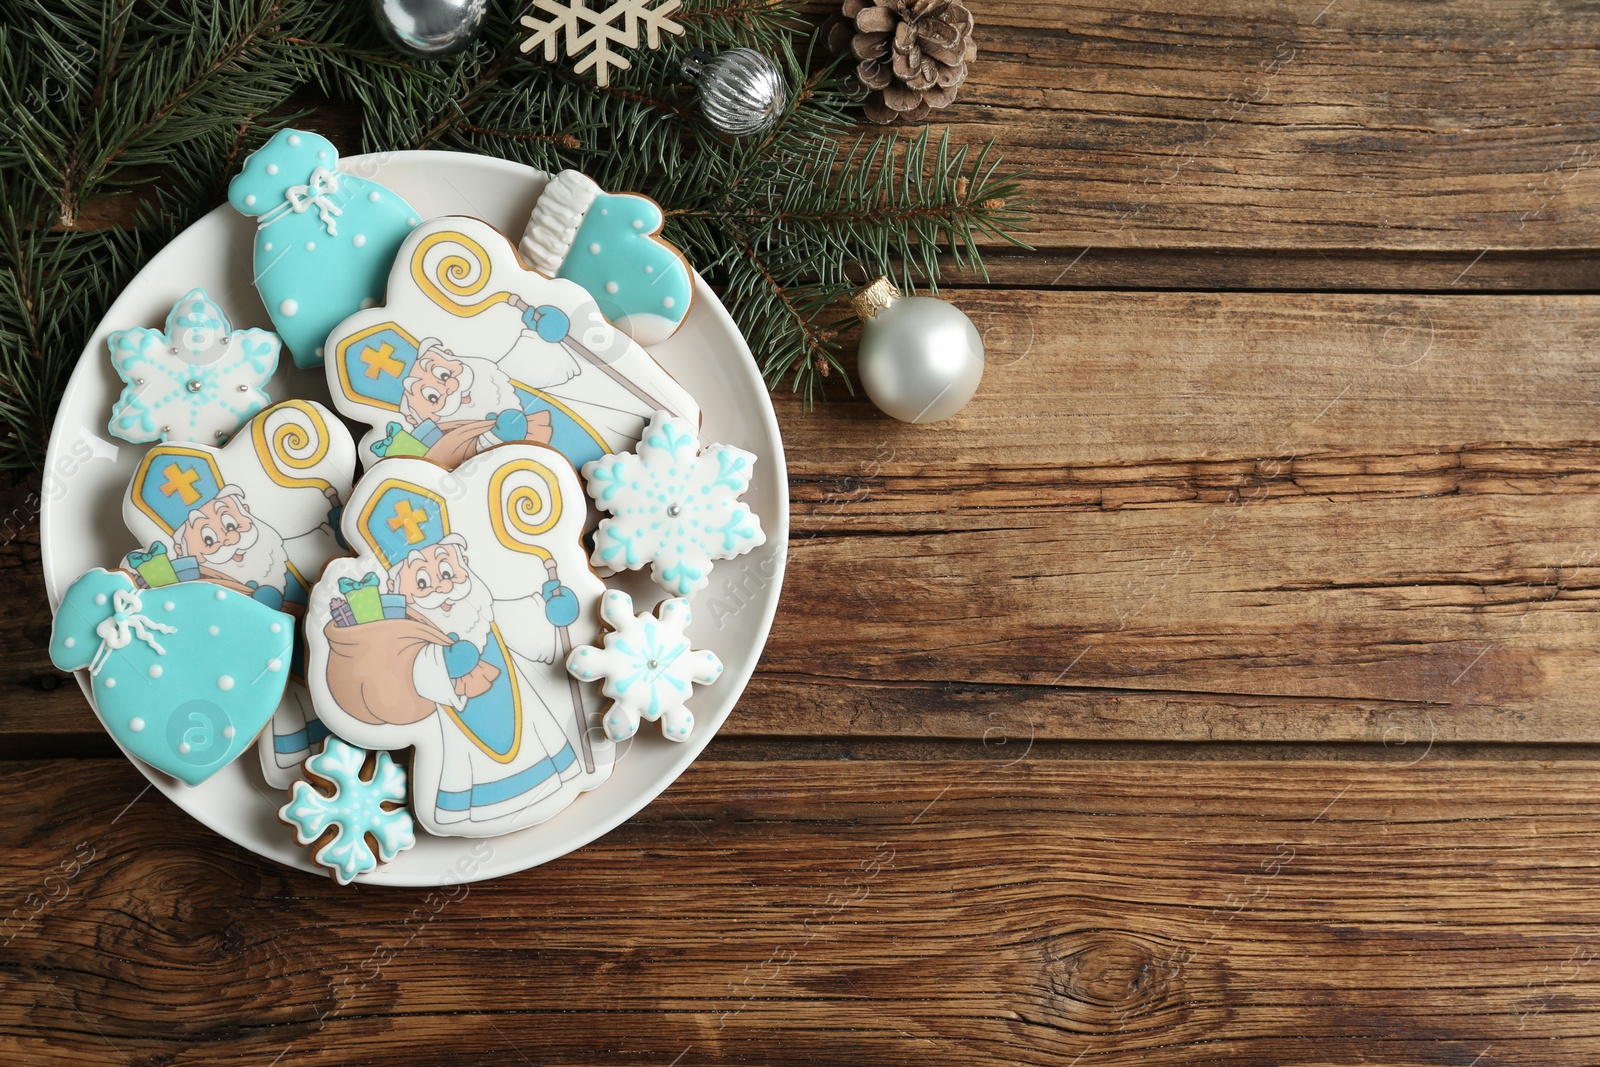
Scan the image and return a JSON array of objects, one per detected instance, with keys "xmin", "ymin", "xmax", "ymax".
[
  {"xmin": 304, "ymin": 444, "xmax": 614, "ymax": 838},
  {"xmin": 323, "ymin": 215, "xmax": 699, "ymax": 473}
]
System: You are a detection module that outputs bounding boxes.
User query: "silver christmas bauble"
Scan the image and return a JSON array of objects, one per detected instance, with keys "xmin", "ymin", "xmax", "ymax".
[
  {"xmin": 682, "ymin": 48, "xmax": 786, "ymax": 137},
  {"xmin": 853, "ymin": 278, "xmax": 985, "ymax": 424},
  {"xmin": 371, "ymin": 0, "xmax": 486, "ymax": 57}
]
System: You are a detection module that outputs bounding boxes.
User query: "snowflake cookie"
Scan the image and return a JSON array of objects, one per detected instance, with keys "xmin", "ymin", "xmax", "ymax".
[
  {"xmin": 107, "ymin": 288, "xmax": 279, "ymax": 445},
  {"xmin": 583, "ymin": 411, "xmax": 765, "ymax": 596},
  {"xmin": 566, "ymin": 589, "xmax": 723, "ymax": 742},
  {"xmin": 280, "ymin": 738, "xmax": 416, "ymax": 885}
]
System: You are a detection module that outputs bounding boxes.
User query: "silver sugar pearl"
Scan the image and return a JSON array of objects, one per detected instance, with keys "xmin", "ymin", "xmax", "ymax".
[
  {"xmin": 648, "ymin": 659, "xmax": 659, "ymax": 670},
  {"xmin": 237, "ymin": 384, "xmax": 249, "ymax": 392},
  {"xmin": 666, "ymin": 503, "xmax": 681, "ymax": 517},
  {"xmin": 186, "ymin": 379, "xmax": 202, "ymax": 392}
]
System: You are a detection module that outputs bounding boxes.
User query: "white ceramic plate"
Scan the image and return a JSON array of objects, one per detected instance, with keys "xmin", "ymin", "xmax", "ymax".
[{"xmin": 41, "ymin": 151, "xmax": 788, "ymax": 885}]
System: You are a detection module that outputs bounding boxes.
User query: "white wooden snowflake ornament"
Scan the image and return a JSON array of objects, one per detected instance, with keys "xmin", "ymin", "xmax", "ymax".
[
  {"xmin": 566, "ymin": 589, "xmax": 723, "ymax": 742},
  {"xmin": 107, "ymin": 288, "xmax": 279, "ymax": 445},
  {"xmin": 518, "ymin": 0, "xmax": 685, "ymax": 87},
  {"xmin": 582, "ymin": 410, "xmax": 766, "ymax": 596}
]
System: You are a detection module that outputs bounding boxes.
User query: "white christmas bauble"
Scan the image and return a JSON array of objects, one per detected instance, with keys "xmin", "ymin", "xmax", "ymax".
[{"xmin": 853, "ymin": 278, "xmax": 985, "ymax": 423}]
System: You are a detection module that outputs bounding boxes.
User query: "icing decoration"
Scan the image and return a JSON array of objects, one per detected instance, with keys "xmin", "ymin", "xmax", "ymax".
[
  {"xmin": 583, "ymin": 410, "xmax": 765, "ymax": 595},
  {"xmin": 566, "ymin": 589, "xmax": 722, "ymax": 743},
  {"xmin": 323, "ymin": 215, "xmax": 699, "ymax": 474},
  {"xmin": 303, "ymin": 445, "xmax": 615, "ymax": 838},
  {"xmin": 106, "ymin": 288, "xmax": 279, "ymax": 445},
  {"xmin": 228, "ymin": 128, "xmax": 420, "ymax": 369},
  {"xmin": 518, "ymin": 170, "xmax": 692, "ymax": 346},
  {"xmin": 121, "ymin": 400, "xmax": 357, "ymax": 789},
  {"xmin": 280, "ymin": 738, "xmax": 416, "ymax": 885},
  {"xmin": 50, "ymin": 568, "xmax": 293, "ymax": 786}
]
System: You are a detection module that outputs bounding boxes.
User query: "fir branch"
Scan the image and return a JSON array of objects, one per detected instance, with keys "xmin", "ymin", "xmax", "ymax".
[{"xmin": 0, "ymin": 0, "xmax": 1031, "ymax": 473}]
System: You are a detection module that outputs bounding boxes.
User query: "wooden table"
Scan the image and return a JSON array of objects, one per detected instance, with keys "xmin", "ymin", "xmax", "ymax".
[{"xmin": 6, "ymin": 3, "xmax": 1600, "ymax": 1063}]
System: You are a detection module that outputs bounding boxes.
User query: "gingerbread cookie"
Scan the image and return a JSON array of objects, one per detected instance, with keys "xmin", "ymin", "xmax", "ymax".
[
  {"xmin": 304, "ymin": 444, "xmax": 615, "ymax": 838},
  {"xmin": 566, "ymin": 589, "xmax": 723, "ymax": 743},
  {"xmin": 51, "ymin": 568, "xmax": 293, "ymax": 786},
  {"xmin": 518, "ymin": 170, "xmax": 692, "ymax": 346},
  {"xmin": 323, "ymin": 215, "xmax": 699, "ymax": 473},
  {"xmin": 122, "ymin": 399, "xmax": 356, "ymax": 788},
  {"xmin": 583, "ymin": 410, "xmax": 765, "ymax": 595},
  {"xmin": 229, "ymin": 128, "xmax": 420, "ymax": 369},
  {"xmin": 107, "ymin": 288, "xmax": 279, "ymax": 446},
  {"xmin": 280, "ymin": 737, "xmax": 416, "ymax": 885}
]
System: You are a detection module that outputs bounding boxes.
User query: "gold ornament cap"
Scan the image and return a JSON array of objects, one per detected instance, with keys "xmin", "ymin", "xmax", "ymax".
[{"xmin": 851, "ymin": 276, "xmax": 901, "ymax": 320}]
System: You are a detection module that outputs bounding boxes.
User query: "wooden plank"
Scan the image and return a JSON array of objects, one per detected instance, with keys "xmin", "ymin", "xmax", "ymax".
[
  {"xmin": 3, "ymin": 757, "xmax": 1600, "ymax": 1065},
  {"xmin": 957, "ymin": 0, "xmax": 1600, "ymax": 252},
  {"xmin": 768, "ymin": 290, "xmax": 1600, "ymax": 739},
  {"xmin": 967, "ymin": 247, "xmax": 1600, "ymax": 293},
  {"xmin": 10, "ymin": 290, "xmax": 1600, "ymax": 748}
]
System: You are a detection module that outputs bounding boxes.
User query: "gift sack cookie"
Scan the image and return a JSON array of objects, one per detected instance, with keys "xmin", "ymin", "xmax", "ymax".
[
  {"xmin": 304, "ymin": 444, "xmax": 614, "ymax": 838},
  {"xmin": 122, "ymin": 399, "xmax": 356, "ymax": 787},
  {"xmin": 324, "ymin": 215, "xmax": 699, "ymax": 474},
  {"xmin": 51, "ymin": 568, "xmax": 293, "ymax": 786},
  {"xmin": 229, "ymin": 128, "xmax": 420, "ymax": 369}
]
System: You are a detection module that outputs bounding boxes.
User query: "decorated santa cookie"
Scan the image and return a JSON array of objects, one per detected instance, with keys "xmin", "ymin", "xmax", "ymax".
[
  {"xmin": 566, "ymin": 589, "xmax": 723, "ymax": 743},
  {"xmin": 121, "ymin": 399, "xmax": 356, "ymax": 788},
  {"xmin": 106, "ymin": 288, "xmax": 279, "ymax": 445},
  {"xmin": 518, "ymin": 170, "xmax": 692, "ymax": 346},
  {"xmin": 280, "ymin": 738, "xmax": 416, "ymax": 885},
  {"xmin": 323, "ymin": 215, "xmax": 699, "ymax": 473},
  {"xmin": 584, "ymin": 410, "xmax": 765, "ymax": 595},
  {"xmin": 50, "ymin": 568, "xmax": 293, "ymax": 786},
  {"xmin": 229, "ymin": 128, "xmax": 420, "ymax": 368},
  {"xmin": 303, "ymin": 444, "xmax": 615, "ymax": 838}
]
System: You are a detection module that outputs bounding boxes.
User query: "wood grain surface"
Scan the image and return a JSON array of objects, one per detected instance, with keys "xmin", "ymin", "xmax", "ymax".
[
  {"xmin": 7, "ymin": 1, "xmax": 1600, "ymax": 1064},
  {"xmin": 5, "ymin": 757, "xmax": 1600, "ymax": 1067}
]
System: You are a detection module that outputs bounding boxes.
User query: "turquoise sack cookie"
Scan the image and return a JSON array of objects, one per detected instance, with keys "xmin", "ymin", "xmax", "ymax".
[
  {"xmin": 51, "ymin": 569, "xmax": 294, "ymax": 786},
  {"xmin": 229, "ymin": 129, "xmax": 420, "ymax": 369},
  {"xmin": 518, "ymin": 170, "xmax": 692, "ymax": 347}
]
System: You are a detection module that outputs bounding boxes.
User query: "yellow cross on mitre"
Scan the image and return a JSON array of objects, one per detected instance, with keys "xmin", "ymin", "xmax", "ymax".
[
  {"xmin": 360, "ymin": 340, "xmax": 404, "ymax": 379},
  {"xmin": 159, "ymin": 463, "xmax": 203, "ymax": 505},
  {"xmin": 388, "ymin": 497, "xmax": 429, "ymax": 544}
]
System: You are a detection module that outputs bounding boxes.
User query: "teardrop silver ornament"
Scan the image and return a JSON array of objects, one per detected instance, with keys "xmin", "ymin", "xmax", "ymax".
[{"xmin": 682, "ymin": 48, "xmax": 786, "ymax": 137}]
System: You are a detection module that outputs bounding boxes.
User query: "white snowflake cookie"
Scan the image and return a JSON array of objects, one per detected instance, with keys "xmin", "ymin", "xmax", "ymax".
[
  {"xmin": 107, "ymin": 288, "xmax": 279, "ymax": 445},
  {"xmin": 566, "ymin": 589, "xmax": 723, "ymax": 742},
  {"xmin": 582, "ymin": 411, "xmax": 765, "ymax": 596}
]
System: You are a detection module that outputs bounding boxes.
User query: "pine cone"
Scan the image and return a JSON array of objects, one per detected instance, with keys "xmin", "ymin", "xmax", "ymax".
[{"xmin": 830, "ymin": 0, "xmax": 977, "ymax": 124}]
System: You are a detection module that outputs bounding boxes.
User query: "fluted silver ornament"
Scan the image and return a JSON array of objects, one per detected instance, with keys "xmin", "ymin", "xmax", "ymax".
[
  {"xmin": 370, "ymin": 0, "xmax": 486, "ymax": 57},
  {"xmin": 852, "ymin": 277, "xmax": 985, "ymax": 424},
  {"xmin": 682, "ymin": 48, "xmax": 786, "ymax": 137}
]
